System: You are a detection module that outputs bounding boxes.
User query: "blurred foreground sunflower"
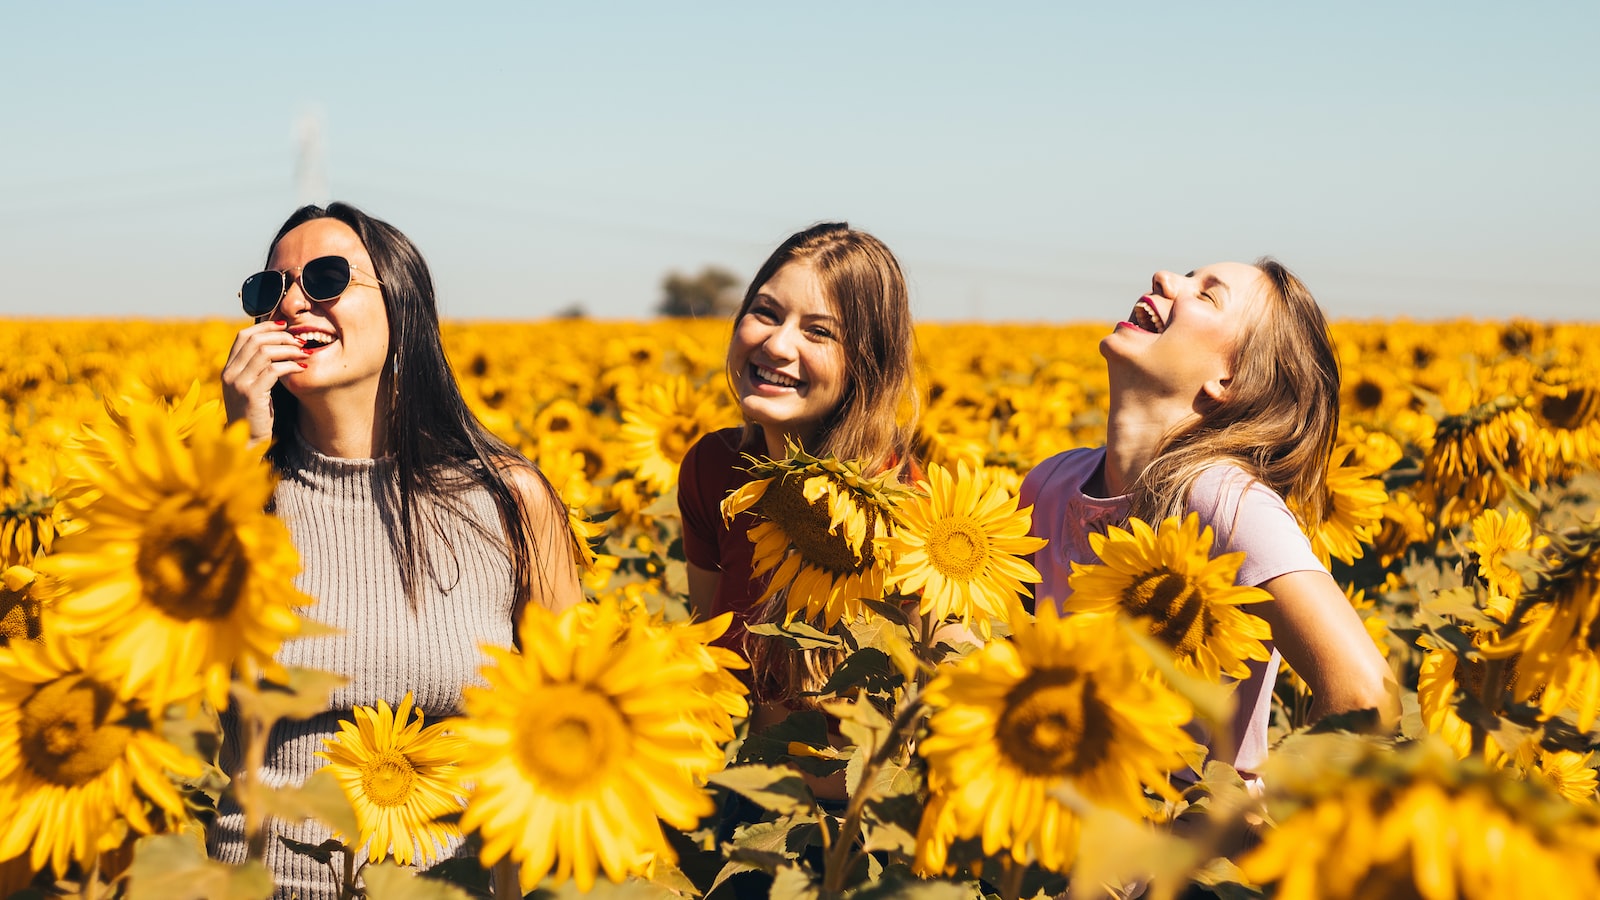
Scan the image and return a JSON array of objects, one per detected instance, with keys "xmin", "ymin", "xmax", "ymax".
[
  {"xmin": 457, "ymin": 598, "xmax": 742, "ymax": 891},
  {"xmin": 881, "ymin": 461, "xmax": 1044, "ymax": 639},
  {"xmin": 915, "ymin": 605, "xmax": 1195, "ymax": 875},
  {"xmin": 1242, "ymin": 736, "xmax": 1600, "ymax": 900},
  {"xmin": 1066, "ymin": 513, "xmax": 1272, "ymax": 682},
  {"xmin": 0, "ymin": 635, "xmax": 199, "ymax": 878},
  {"xmin": 722, "ymin": 446, "xmax": 904, "ymax": 627},
  {"xmin": 317, "ymin": 692, "xmax": 466, "ymax": 867},
  {"xmin": 37, "ymin": 406, "xmax": 309, "ymax": 709}
]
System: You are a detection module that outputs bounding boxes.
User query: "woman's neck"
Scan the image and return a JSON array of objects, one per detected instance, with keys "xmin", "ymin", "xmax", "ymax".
[
  {"xmin": 1101, "ymin": 385, "xmax": 1199, "ymax": 497},
  {"xmin": 296, "ymin": 392, "xmax": 390, "ymax": 459},
  {"xmin": 762, "ymin": 425, "xmax": 816, "ymax": 461}
]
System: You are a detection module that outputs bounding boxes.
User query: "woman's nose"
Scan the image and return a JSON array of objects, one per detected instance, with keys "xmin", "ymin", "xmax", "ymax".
[
  {"xmin": 1151, "ymin": 270, "xmax": 1180, "ymax": 298},
  {"xmin": 277, "ymin": 277, "xmax": 312, "ymax": 316},
  {"xmin": 761, "ymin": 323, "xmax": 797, "ymax": 359}
]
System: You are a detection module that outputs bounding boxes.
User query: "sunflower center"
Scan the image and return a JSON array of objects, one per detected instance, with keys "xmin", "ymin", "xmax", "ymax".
[
  {"xmin": 1352, "ymin": 379, "xmax": 1384, "ymax": 411},
  {"xmin": 136, "ymin": 495, "xmax": 248, "ymax": 621},
  {"xmin": 1540, "ymin": 386, "xmax": 1598, "ymax": 431},
  {"xmin": 756, "ymin": 475, "xmax": 874, "ymax": 575},
  {"xmin": 19, "ymin": 674, "xmax": 135, "ymax": 787},
  {"xmin": 658, "ymin": 421, "xmax": 697, "ymax": 465},
  {"xmin": 515, "ymin": 686, "xmax": 628, "ymax": 791},
  {"xmin": 360, "ymin": 748, "xmax": 419, "ymax": 807},
  {"xmin": 996, "ymin": 669, "xmax": 1111, "ymax": 777},
  {"xmin": 927, "ymin": 517, "xmax": 987, "ymax": 582},
  {"xmin": 1123, "ymin": 569, "xmax": 1212, "ymax": 656}
]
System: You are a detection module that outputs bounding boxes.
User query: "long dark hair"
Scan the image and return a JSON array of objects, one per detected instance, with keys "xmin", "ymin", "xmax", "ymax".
[{"xmin": 263, "ymin": 202, "xmax": 560, "ymax": 608}]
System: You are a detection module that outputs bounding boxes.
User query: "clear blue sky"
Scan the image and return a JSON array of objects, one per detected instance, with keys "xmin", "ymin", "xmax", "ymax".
[{"xmin": 2, "ymin": 1, "xmax": 1594, "ymax": 321}]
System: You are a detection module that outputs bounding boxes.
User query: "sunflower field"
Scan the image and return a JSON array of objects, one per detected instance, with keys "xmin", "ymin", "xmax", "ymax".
[{"xmin": 4, "ymin": 316, "xmax": 1600, "ymax": 899}]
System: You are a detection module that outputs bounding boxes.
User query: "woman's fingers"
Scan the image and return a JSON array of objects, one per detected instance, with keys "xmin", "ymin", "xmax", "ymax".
[{"xmin": 222, "ymin": 320, "xmax": 308, "ymax": 445}]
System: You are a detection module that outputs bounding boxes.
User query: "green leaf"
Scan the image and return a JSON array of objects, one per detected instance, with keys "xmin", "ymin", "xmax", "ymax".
[
  {"xmin": 127, "ymin": 833, "xmax": 274, "ymax": 900},
  {"xmin": 816, "ymin": 648, "xmax": 895, "ymax": 697},
  {"xmin": 276, "ymin": 836, "xmax": 344, "ymax": 865},
  {"xmin": 861, "ymin": 598, "xmax": 913, "ymax": 627},
  {"xmin": 739, "ymin": 709, "xmax": 830, "ymax": 764},
  {"xmin": 747, "ymin": 621, "xmax": 845, "ymax": 650},
  {"xmin": 1421, "ymin": 587, "xmax": 1499, "ymax": 629},
  {"xmin": 363, "ymin": 862, "xmax": 477, "ymax": 900},
  {"xmin": 230, "ymin": 666, "xmax": 349, "ymax": 730},
  {"xmin": 707, "ymin": 860, "xmax": 767, "ymax": 897},
  {"xmin": 708, "ymin": 764, "xmax": 817, "ymax": 816},
  {"xmin": 769, "ymin": 865, "xmax": 821, "ymax": 900},
  {"xmin": 846, "ymin": 872, "xmax": 975, "ymax": 899},
  {"xmin": 255, "ymin": 769, "xmax": 360, "ymax": 839}
]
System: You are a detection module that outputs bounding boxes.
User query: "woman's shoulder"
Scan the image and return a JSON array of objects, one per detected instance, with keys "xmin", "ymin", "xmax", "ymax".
[{"xmin": 1020, "ymin": 446, "xmax": 1105, "ymax": 504}]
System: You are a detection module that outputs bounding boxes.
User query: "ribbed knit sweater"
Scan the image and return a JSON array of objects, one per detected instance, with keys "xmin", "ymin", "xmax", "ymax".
[{"xmin": 208, "ymin": 435, "xmax": 515, "ymax": 900}]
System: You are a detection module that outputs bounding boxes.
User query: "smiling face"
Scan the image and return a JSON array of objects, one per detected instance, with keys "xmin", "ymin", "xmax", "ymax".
[
  {"xmin": 269, "ymin": 218, "xmax": 391, "ymax": 407},
  {"xmin": 1101, "ymin": 261, "xmax": 1270, "ymax": 405},
  {"xmin": 728, "ymin": 261, "xmax": 848, "ymax": 454}
]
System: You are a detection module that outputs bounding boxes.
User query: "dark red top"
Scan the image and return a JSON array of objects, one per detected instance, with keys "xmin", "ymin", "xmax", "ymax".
[{"xmin": 679, "ymin": 427, "xmax": 766, "ymax": 659}]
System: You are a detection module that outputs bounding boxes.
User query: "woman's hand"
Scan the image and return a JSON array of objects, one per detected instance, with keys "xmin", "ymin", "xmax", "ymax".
[{"xmin": 221, "ymin": 319, "xmax": 307, "ymax": 445}]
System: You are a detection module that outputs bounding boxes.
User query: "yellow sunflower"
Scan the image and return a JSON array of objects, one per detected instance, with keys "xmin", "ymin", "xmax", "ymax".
[
  {"xmin": 1483, "ymin": 521, "xmax": 1600, "ymax": 729},
  {"xmin": 881, "ymin": 461, "xmax": 1044, "ymax": 639},
  {"xmin": 1241, "ymin": 736, "xmax": 1600, "ymax": 900},
  {"xmin": 1415, "ymin": 645, "xmax": 1520, "ymax": 766},
  {"xmin": 457, "ymin": 598, "xmax": 741, "ymax": 892},
  {"xmin": 316, "ymin": 692, "xmax": 467, "ymax": 867},
  {"xmin": 1419, "ymin": 394, "xmax": 1537, "ymax": 530},
  {"xmin": 915, "ymin": 604, "xmax": 1196, "ymax": 875},
  {"xmin": 1528, "ymin": 367, "xmax": 1600, "ymax": 477},
  {"xmin": 0, "ymin": 635, "xmax": 200, "ymax": 878},
  {"xmin": 722, "ymin": 446, "xmax": 905, "ymax": 628},
  {"xmin": 1310, "ymin": 444, "xmax": 1387, "ymax": 567},
  {"xmin": 617, "ymin": 375, "xmax": 729, "ymax": 494},
  {"xmin": 1, "ymin": 565, "xmax": 43, "ymax": 646},
  {"xmin": 1371, "ymin": 488, "xmax": 1429, "ymax": 568},
  {"xmin": 1530, "ymin": 749, "xmax": 1598, "ymax": 804},
  {"xmin": 1066, "ymin": 513, "xmax": 1273, "ymax": 682},
  {"xmin": 1464, "ymin": 508, "xmax": 1543, "ymax": 601},
  {"xmin": 36, "ymin": 406, "xmax": 310, "ymax": 710}
]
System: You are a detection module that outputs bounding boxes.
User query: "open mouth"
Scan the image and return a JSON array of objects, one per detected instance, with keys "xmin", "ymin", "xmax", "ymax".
[
  {"xmin": 750, "ymin": 364, "xmax": 802, "ymax": 389},
  {"xmin": 294, "ymin": 329, "xmax": 338, "ymax": 351},
  {"xmin": 1130, "ymin": 299, "xmax": 1166, "ymax": 334}
]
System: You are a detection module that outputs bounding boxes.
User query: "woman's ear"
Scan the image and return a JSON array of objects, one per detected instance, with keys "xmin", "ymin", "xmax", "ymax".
[{"xmin": 1201, "ymin": 377, "xmax": 1231, "ymax": 404}]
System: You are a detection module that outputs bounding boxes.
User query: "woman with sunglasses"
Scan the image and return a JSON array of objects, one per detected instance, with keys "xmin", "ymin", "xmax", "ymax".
[{"xmin": 212, "ymin": 202, "xmax": 582, "ymax": 896}]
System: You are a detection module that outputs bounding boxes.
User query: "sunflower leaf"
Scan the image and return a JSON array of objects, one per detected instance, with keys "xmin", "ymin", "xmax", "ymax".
[
  {"xmin": 255, "ymin": 769, "xmax": 359, "ymax": 841},
  {"xmin": 275, "ymin": 836, "xmax": 344, "ymax": 865},
  {"xmin": 862, "ymin": 598, "xmax": 913, "ymax": 627},
  {"xmin": 127, "ymin": 833, "xmax": 274, "ymax": 900},
  {"xmin": 769, "ymin": 865, "xmax": 821, "ymax": 900},
  {"xmin": 709, "ymin": 764, "xmax": 817, "ymax": 815},
  {"xmin": 362, "ymin": 861, "xmax": 474, "ymax": 900},
  {"xmin": 816, "ymin": 647, "xmax": 895, "ymax": 697},
  {"xmin": 231, "ymin": 666, "xmax": 349, "ymax": 731},
  {"xmin": 748, "ymin": 621, "xmax": 845, "ymax": 650}
]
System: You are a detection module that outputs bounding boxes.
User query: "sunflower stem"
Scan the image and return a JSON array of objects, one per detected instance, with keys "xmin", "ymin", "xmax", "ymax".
[
  {"xmin": 998, "ymin": 855, "xmax": 1027, "ymax": 900},
  {"xmin": 78, "ymin": 852, "xmax": 101, "ymax": 900},
  {"xmin": 241, "ymin": 710, "xmax": 271, "ymax": 862},
  {"xmin": 492, "ymin": 857, "xmax": 520, "ymax": 899},
  {"xmin": 820, "ymin": 690, "xmax": 927, "ymax": 895},
  {"xmin": 339, "ymin": 850, "xmax": 357, "ymax": 900}
]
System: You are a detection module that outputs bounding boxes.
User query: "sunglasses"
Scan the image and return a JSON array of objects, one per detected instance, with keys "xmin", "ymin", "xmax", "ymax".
[{"xmin": 239, "ymin": 256, "xmax": 383, "ymax": 318}]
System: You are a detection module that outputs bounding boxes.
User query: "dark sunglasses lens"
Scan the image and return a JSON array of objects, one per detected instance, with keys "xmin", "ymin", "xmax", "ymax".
[
  {"xmin": 241, "ymin": 272, "xmax": 284, "ymax": 316},
  {"xmin": 301, "ymin": 256, "xmax": 352, "ymax": 301}
]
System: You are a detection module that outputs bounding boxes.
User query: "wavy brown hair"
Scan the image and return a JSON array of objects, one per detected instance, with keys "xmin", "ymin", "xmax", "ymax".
[
  {"xmin": 727, "ymin": 222, "xmax": 919, "ymax": 478},
  {"xmin": 1127, "ymin": 258, "xmax": 1340, "ymax": 532}
]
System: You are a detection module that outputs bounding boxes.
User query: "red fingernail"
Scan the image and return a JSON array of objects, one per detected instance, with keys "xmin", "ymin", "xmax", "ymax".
[
  {"xmin": 274, "ymin": 319, "xmax": 287, "ymax": 326},
  {"xmin": 298, "ymin": 362, "xmax": 309, "ymax": 368}
]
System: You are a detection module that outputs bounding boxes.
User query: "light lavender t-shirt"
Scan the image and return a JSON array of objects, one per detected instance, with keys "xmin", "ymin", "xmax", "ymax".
[{"xmin": 1018, "ymin": 446, "xmax": 1323, "ymax": 778}]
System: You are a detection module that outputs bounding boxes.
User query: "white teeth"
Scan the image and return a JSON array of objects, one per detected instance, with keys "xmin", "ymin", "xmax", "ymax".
[
  {"xmin": 755, "ymin": 366, "xmax": 800, "ymax": 388},
  {"xmin": 297, "ymin": 330, "xmax": 337, "ymax": 346},
  {"xmin": 1132, "ymin": 300, "xmax": 1165, "ymax": 334}
]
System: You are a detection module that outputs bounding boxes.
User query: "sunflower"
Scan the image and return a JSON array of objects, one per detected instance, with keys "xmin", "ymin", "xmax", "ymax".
[
  {"xmin": 1415, "ymin": 646, "xmax": 1522, "ymax": 766},
  {"xmin": 722, "ymin": 445, "xmax": 905, "ymax": 628},
  {"xmin": 914, "ymin": 604, "xmax": 1196, "ymax": 875},
  {"xmin": 1419, "ymin": 393, "xmax": 1537, "ymax": 530},
  {"xmin": 1371, "ymin": 488, "xmax": 1430, "ymax": 567},
  {"xmin": 1464, "ymin": 508, "xmax": 1543, "ymax": 601},
  {"xmin": 1241, "ymin": 736, "xmax": 1600, "ymax": 900},
  {"xmin": 1526, "ymin": 749, "xmax": 1598, "ymax": 805},
  {"xmin": 0, "ymin": 635, "xmax": 200, "ymax": 878},
  {"xmin": 35, "ymin": 406, "xmax": 310, "ymax": 710},
  {"xmin": 1, "ymin": 565, "xmax": 42, "ymax": 646},
  {"xmin": 316, "ymin": 692, "xmax": 467, "ymax": 867},
  {"xmin": 1528, "ymin": 367, "xmax": 1600, "ymax": 477},
  {"xmin": 1310, "ymin": 444, "xmax": 1387, "ymax": 567},
  {"xmin": 457, "ymin": 597, "xmax": 741, "ymax": 892},
  {"xmin": 1483, "ymin": 520, "xmax": 1600, "ymax": 730},
  {"xmin": 617, "ymin": 376, "xmax": 729, "ymax": 494},
  {"xmin": 881, "ymin": 461, "xmax": 1044, "ymax": 639},
  {"xmin": 1065, "ymin": 513, "xmax": 1273, "ymax": 682}
]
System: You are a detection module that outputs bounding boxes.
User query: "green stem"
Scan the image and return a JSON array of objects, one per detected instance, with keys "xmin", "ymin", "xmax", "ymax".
[
  {"xmin": 998, "ymin": 855, "xmax": 1027, "ymax": 900},
  {"xmin": 820, "ymin": 692, "xmax": 926, "ymax": 895},
  {"xmin": 493, "ymin": 857, "xmax": 520, "ymax": 899},
  {"xmin": 242, "ymin": 712, "xmax": 271, "ymax": 862}
]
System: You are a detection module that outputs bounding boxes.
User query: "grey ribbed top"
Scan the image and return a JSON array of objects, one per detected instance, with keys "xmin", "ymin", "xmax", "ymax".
[{"xmin": 209, "ymin": 434, "xmax": 515, "ymax": 899}]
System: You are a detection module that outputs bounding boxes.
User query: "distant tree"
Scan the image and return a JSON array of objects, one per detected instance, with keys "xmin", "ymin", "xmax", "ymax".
[{"xmin": 658, "ymin": 266, "xmax": 742, "ymax": 318}]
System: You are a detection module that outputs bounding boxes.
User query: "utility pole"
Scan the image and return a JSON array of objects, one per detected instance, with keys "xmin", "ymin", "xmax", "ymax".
[{"xmin": 294, "ymin": 106, "xmax": 328, "ymax": 207}]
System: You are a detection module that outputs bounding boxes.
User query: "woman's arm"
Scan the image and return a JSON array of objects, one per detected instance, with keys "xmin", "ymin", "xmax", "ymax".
[
  {"xmin": 506, "ymin": 466, "xmax": 584, "ymax": 618},
  {"xmin": 686, "ymin": 562, "xmax": 721, "ymax": 623},
  {"xmin": 1251, "ymin": 569, "xmax": 1400, "ymax": 732}
]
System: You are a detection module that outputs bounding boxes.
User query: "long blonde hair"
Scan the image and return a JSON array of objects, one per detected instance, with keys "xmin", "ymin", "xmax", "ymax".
[{"xmin": 1127, "ymin": 258, "xmax": 1340, "ymax": 531}]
